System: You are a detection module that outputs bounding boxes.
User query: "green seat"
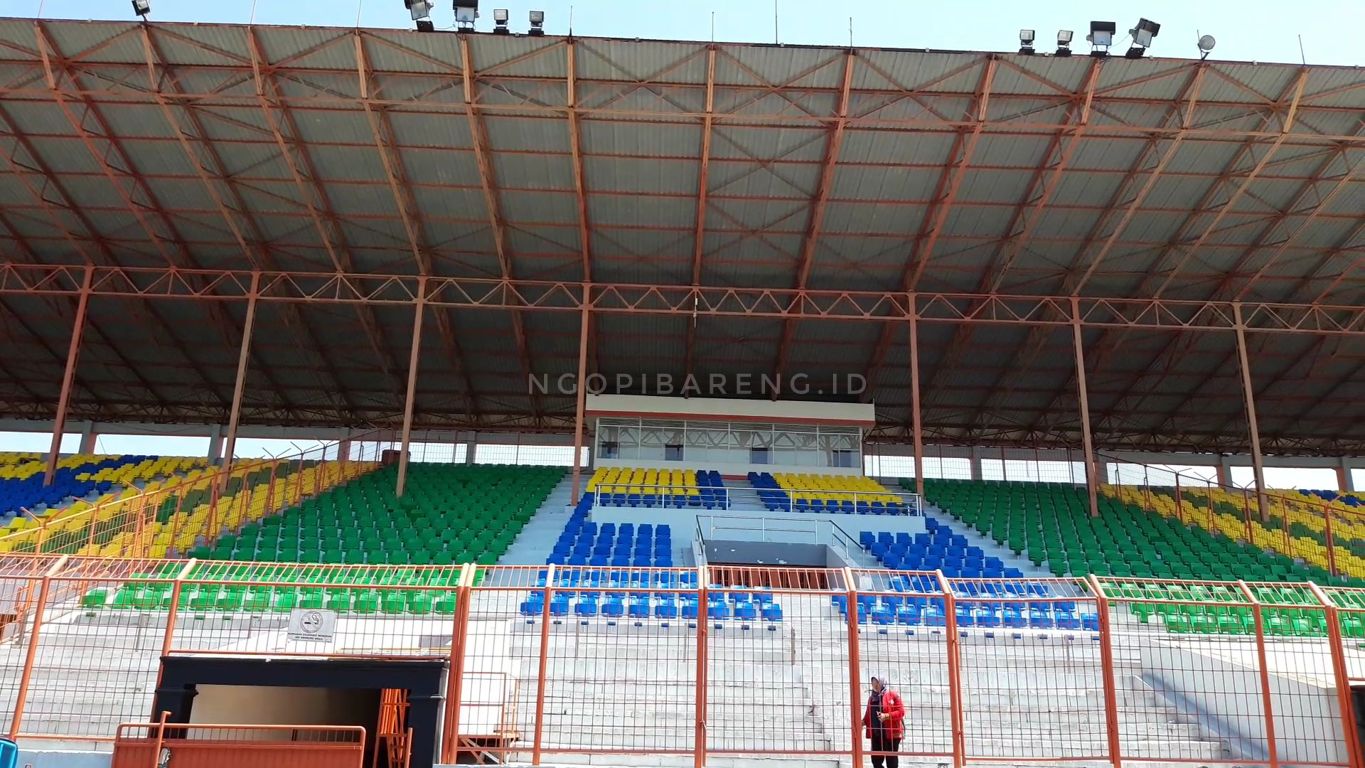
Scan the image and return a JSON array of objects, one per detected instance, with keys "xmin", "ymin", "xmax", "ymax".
[{"xmin": 81, "ymin": 589, "xmax": 109, "ymax": 608}]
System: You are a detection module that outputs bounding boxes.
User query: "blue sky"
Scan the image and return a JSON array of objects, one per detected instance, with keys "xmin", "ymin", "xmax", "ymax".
[{"xmin": 21, "ymin": 0, "xmax": 1365, "ymax": 66}]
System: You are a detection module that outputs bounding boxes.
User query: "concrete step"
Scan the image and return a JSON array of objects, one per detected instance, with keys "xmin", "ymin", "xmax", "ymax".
[{"xmin": 500, "ymin": 474, "xmax": 578, "ymax": 566}]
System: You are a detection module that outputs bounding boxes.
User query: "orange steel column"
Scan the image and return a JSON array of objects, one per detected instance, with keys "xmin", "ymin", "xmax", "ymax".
[
  {"xmin": 1070, "ymin": 297, "xmax": 1100, "ymax": 518},
  {"xmin": 43, "ymin": 266, "xmax": 93, "ymax": 487},
  {"xmin": 844, "ymin": 568, "xmax": 864, "ymax": 767},
  {"xmin": 694, "ymin": 566, "xmax": 710, "ymax": 768},
  {"xmin": 531, "ymin": 563, "xmax": 555, "ymax": 765},
  {"xmin": 937, "ymin": 570, "xmax": 966, "ymax": 768},
  {"xmin": 570, "ymin": 289, "xmax": 591, "ymax": 505},
  {"xmin": 1233, "ymin": 303, "xmax": 1270, "ymax": 522},
  {"xmin": 396, "ymin": 278, "xmax": 427, "ymax": 499},
  {"xmin": 220, "ymin": 271, "xmax": 260, "ymax": 487},
  {"xmin": 158, "ymin": 559, "xmax": 198, "ymax": 665},
  {"xmin": 441, "ymin": 563, "xmax": 475, "ymax": 763},
  {"xmin": 1308, "ymin": 581, "xmax": 1365, "ymax": 768},
  {"xmin": 1237, "ymin": 581, "xmax": 1280, "ymax": 768},
  {"xmin": 1088, "ymin": 576, "xmax": 1124, "ymax": 768},
  {"xmin": 8, "ymin": 556, "xmax": 67, "ymax": 739},
  {"xmin": 908, "ymin": 293, "xmax": 925, "ymax": 498}
]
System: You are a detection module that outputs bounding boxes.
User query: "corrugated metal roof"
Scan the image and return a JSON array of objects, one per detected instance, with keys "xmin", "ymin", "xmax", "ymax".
[{"xmin": 0, "ymin": 19, "xmax": 1362, "ymax": 449}]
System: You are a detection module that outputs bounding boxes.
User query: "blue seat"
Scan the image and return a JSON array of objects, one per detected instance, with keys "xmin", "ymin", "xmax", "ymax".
[
  {"xmin": 602, "ymin": 597, "xmax": 625, "ymax": 618},
  {"xmin": 549, "ymin": 596, "xmax": 570, "ymax": 617},
  {"xmin": 733, "ymin": 601, "xmax": 758, "ymax": 621},
  {"xmin": 575, "ymin": 599, "xmax": 599, "ymax": 618},
  {"xmin": 762, "ymin": 603, "xmax": 783, "ymax": 622},
  {"xmin": 629, "ymin": 598, "xmax": 651, "ymax": 619}
]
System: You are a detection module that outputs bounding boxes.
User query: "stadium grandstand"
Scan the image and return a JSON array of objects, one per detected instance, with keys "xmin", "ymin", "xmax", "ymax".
[{"xmin": 0, "ymin": 5, "xmax": 1362, "ymax": 768}]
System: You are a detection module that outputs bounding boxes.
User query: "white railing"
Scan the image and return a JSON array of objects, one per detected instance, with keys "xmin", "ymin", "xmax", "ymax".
[
  {"xmin": 695, "ymin": 514, "xmax": 870, "ymax": 565},
  {"xmin": 755, "ymin": 487, "xmax": 923, "ymax": 515}
]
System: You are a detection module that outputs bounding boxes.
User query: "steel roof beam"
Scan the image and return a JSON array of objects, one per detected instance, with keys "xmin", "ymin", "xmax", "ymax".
[
  {"xmin": 1147, "ymin": 68, "xmax": 1311, "ymax": 298},
  {"xmin": 3, "ymin": 263, "xmax": 1363, "ymax": 334},
  {"xmin": 883, "ymin": 59, "xmax": 1105, "ymax": 421},
  {"xmin": 683, "ymin": 46, "xmax": 718, "ymax": 385},
  {"xmin": 976, "ymin": 65, "xmax": 1214, "ymax": 436},
  {"xmin": 773, "ymin": 49, "xmax": 855, "ymax": 384},
  {"xmin": 0, "ymin": 97, "xmax": 206, "ymax": 411},
  {"xmin": 861, "ymin": 56, "xmax": 997, "ymax": 390},
  {"xmin": 144, "ymin": 27, "xmax": 349, "ymax": 422},
  {"xmin": 459, "ymin": 34, "xmax": 540, "ymax": 423},
  {"xmin": 30, "ymin": 21, "xmax": 293, "ymax": 419},
  {"xmin": 235, "ymin": 28, "xmax": 412, "ymax": 417},
  {"xmin": 904, "ymin": 55, "xmax": 998, "ymax": 292},
  {"xmin": 1064, "ymin": 71, "xmax": 1315, "ymax": 436}
]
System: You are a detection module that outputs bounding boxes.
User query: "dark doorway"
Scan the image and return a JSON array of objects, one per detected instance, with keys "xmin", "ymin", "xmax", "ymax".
[{"xmin": 155, "ymin": 657, "xmax": 445, "ymax": 768}]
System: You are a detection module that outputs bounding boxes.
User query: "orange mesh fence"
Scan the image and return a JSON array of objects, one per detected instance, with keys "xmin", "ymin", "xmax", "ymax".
[
  {"xmin": 0, "ymin": 431, "xmax": 385, "ymax": 562},
  {"xmin": 848, "ymin": 568, "xmax": 954, "ymax": 763},
  {"xmin": 951, "ymin": 576, "xmax": 1110, "ymax": 762},
  {"xmin": 0, "ymin": 556, "xmax": 1361, "ymax": 768}
]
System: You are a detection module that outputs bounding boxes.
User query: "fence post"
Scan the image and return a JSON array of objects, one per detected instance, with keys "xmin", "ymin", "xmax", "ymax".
[
  {"xmin": 264, "ymin": 463, "xmax": 278, "ymax": 515},
  {"xmin": 159, "ymin": 559, "xmax": 199, "ymax": 667},
  {"xmin": 206, "ymin": 479, "xmax": 221, "ymax": 542},
  {"xmin": 1236, "ymin": 581, "xmax": 1280, "ymax": 768},
  {"xmin": 694, "ymin": 564, "xmax": 710, "ymax": 768},
  {"xmin": 1323, "ymin": 503, "xmax": 1338, "ymax": 578},
  {"xmin": 8, "ymin": 555, "xmax": 68, "ymax": 739},
  {"xmin": 1174, "ymin": 474, "xmax": 1185, "ymax": 524},
  {"xmin": 936, "ymin": 570, "xmax": 965, "ymax": 768},
  {"xmin": 440, "ymin": 563, "xmax": 475, "ymax": 763},
  {"xmin": 531, "ymin": 563, "xmax": 555, "ymax": 765},
  {"xmin": 1307, "ymin": 581, "xmax": 1365, "ymax": 768},
  {"xmin": 844, "ymin": 568, "xmax": 864, "ymax": 767},
  {"xmin": 1087, "ymin": 576, "xmax": 1123, "ymax": 768}
]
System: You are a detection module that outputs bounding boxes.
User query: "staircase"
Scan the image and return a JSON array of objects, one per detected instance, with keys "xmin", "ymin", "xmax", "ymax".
[
  {"xmin": 498, "ymin": 474, "xmax": 576, "ymax": 566},
  {"xmin": 720, "ymin": 482, "xmax": 767, "ymax": 513}
]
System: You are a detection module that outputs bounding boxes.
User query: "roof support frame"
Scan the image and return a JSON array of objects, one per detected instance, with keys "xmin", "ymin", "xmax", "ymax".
[
  {"xmin": 459, "ymin": 33, "xmax": 542, "ymax": 425},
  {"xmin": 30, "ymin": 20, "xmax": 298, "ymax": 418},
  {"xmin": 1069, "ymin": 71, "xmax": 1315, "ymax": 436},
  {"xmin": 772, "ymin": 48, "xmax": 856, "ymax": 384},
  {"xmin": 683, "ymin": 45, "xmax": 717, "ymax": 385}
]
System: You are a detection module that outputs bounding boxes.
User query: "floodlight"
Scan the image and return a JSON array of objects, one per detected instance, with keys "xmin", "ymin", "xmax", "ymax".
[
  {"xmin": 131, "ymin": 0, "xmax": 150, "ymax": 16},
  {"xmin": 454, "ymin": 0, "xmax": 478, "ymax": 26},
  {"xmin": 1131, "ymin": 18, "xmax": 1160, "ymax": 48},
  {"xmin": 1198, "ymin": 34, "xmax": 1216, "ymax": 59},
  {"xmin": 408, "ymin": 0, "xmax": 432, "ymax": 21},
  {"xmin": 493, "ymin": 8, "xmax": 510, "ymax": 34},
  {"xmin": 1055, "ymin": 29, "xmax": 1074, "ymax": 57},
  {"xmin": 1019, "ymin": 29, "xmax": 1035, "ymax": 55},
  {"xmin": 529, "ymin": 9, "xmax": 545, "ymax": 36},
  {"xmin": 1086, "ymin": 20, "xmax": 1116, "ymax": 57}
]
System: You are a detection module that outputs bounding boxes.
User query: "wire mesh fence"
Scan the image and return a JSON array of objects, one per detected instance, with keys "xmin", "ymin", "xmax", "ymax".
[{"xmin": 0, "ymin": 556, "xmax": 1361, "ymax": 767}]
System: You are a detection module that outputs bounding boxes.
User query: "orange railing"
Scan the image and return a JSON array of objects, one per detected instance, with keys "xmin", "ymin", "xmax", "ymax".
[
  {"xmin": 112, "ymin": 719, "xmax": 366, "ymax": 768},
  {"xmin": 0, "ymin": 430, "xmax": 389, "ymax": 561},
  {"xmin": 0, "ymin": 558, "xmax": 1362, "ymax": 768},
  {"xmin": 1098, "ymin": 452, "xmax": 1365, "ymax": 583}
]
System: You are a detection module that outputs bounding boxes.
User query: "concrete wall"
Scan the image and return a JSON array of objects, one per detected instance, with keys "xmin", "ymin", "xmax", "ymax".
[
  {"xmin": 703, "ymin": 540, "xmax": 831, "ymax": 567},
  {"xmin": 189, "ymin": 685, "xmax": 376, "ymax": 740},
  {"xmin": 586, "ymin": 394, "xmax": 875, "ymax": 425},
  {"xmin": 594, "ymin": 456, "xmax": 864, "ymax": 477},
  {"xmin": 1142, "ymin": 642, "xmax": 1346, "ymax": 764}
]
